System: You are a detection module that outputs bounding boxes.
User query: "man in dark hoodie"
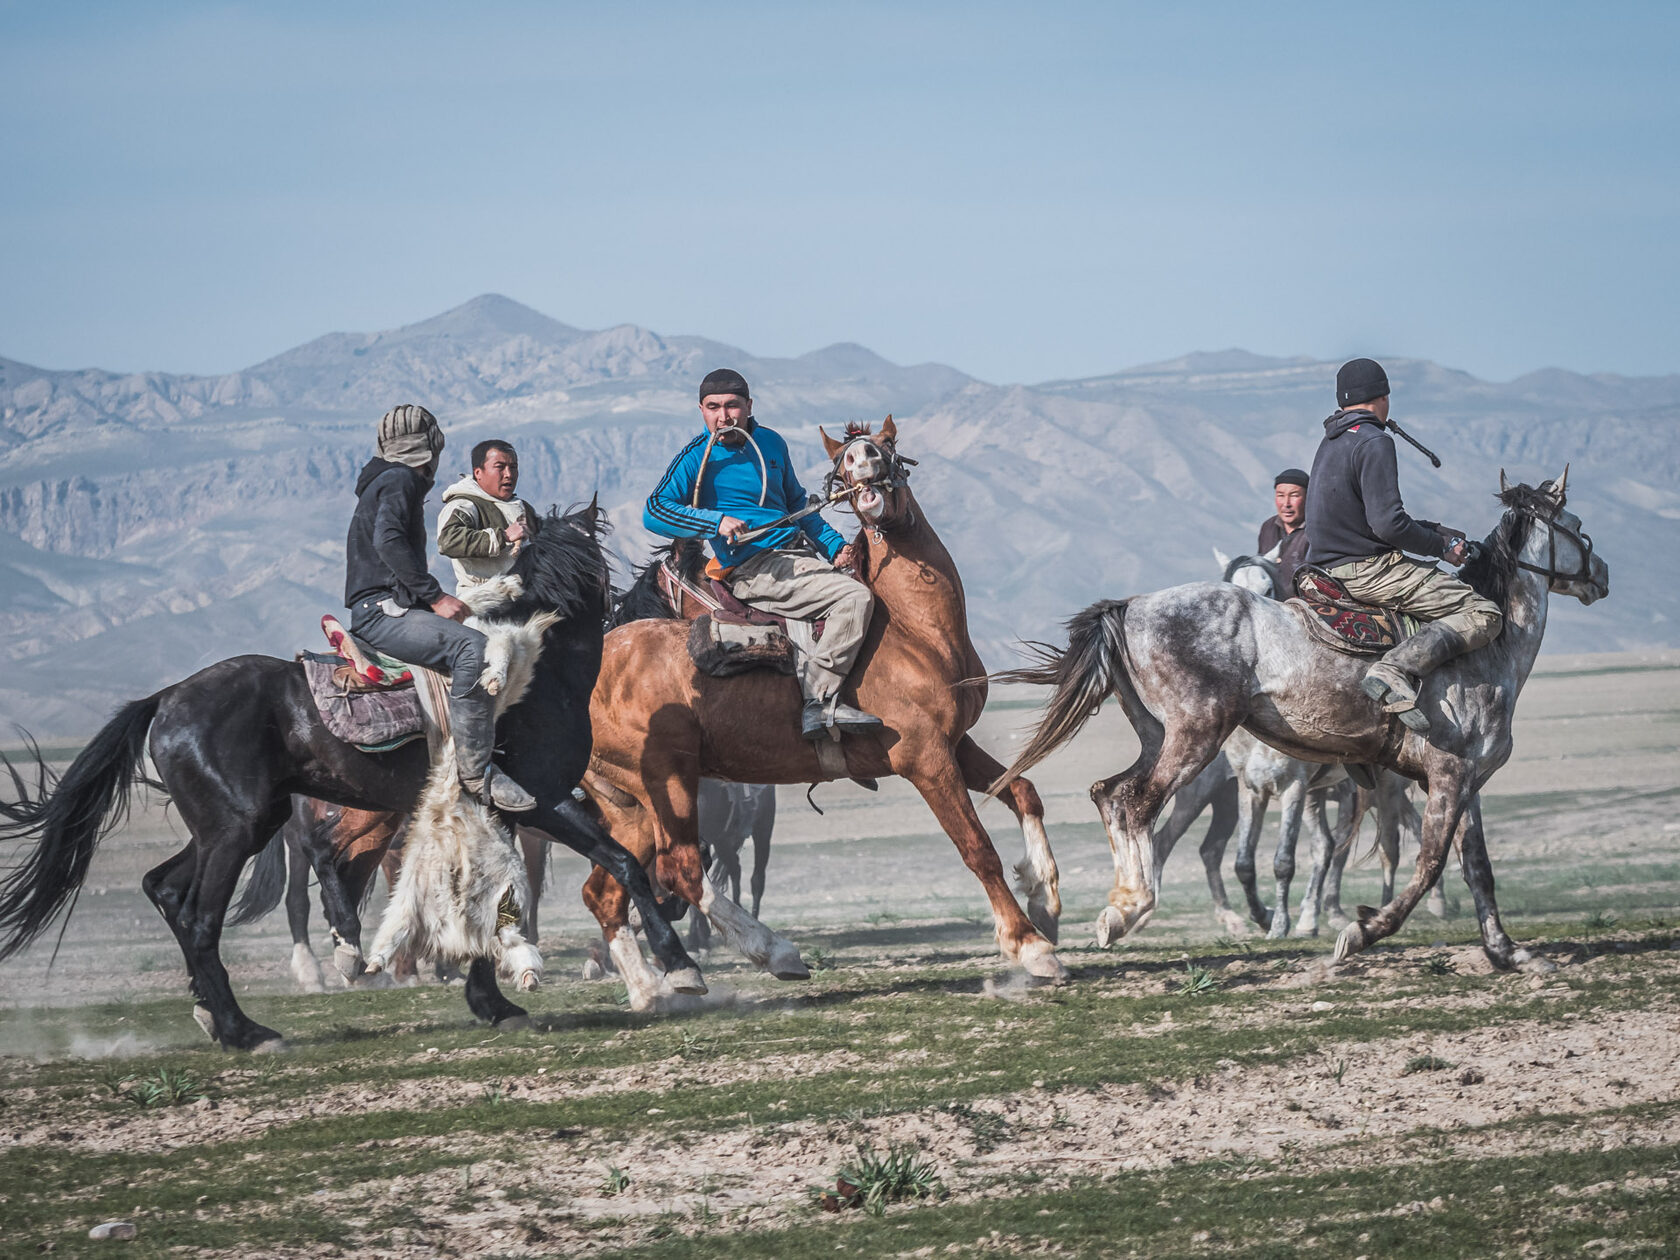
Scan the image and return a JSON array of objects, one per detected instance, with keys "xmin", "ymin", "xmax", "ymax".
[
  {"xmin": 1305, "ymin": 359, "xmax": 1502, "ymax": 733},
  {"xmin": 344, "ymin": 404, "xmax": 535, "ymax": 812}
]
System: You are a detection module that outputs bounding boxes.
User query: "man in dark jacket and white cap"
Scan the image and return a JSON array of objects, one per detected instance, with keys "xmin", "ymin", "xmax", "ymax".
[
  {"xmin": 343, "ymin": 404, "xmax": 535, "ymax": 811},
  {"xmin": 1305, "ymin": 359, "xmax": 1502, "ymax": 733}
]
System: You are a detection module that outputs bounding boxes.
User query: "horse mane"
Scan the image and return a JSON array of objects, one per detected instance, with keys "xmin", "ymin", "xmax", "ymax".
[
  {"xmin": 611, "ymin": 538, "xmax": 706, "ymax": 626},
  {"xmin": 510, "ymin": 503, "xmax": 613, "ymax": 624},
  {"xmin": 1459, "ymin": 480, "xmax": 1554, "ymax": 610}
]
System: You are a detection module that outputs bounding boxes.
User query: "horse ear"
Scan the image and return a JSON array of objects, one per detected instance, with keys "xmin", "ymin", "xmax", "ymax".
[
  {"xmin": 587, "ymin": 492, "xmax": 601, "ymax": 533},
  {"xmin": 1212, "ymin": 545, "xmax": 1231, "ymax": 570},
  {"xmin": 1262, "ymin": 541, "xmax": 1282, "ymax": 562},
  {"xmin": 1499, "ymin": 468, "xmax": 1511, "ymax": 495},
  {"xmin": 1553, "ymin": 464, "xmax": 1569, "ymax": 502},
  {"xmin": 880, "ymin": 414, "xmax": 897, "ymax": 443},
  {"xmin": 820, "ymin": 426, "xmax": 843, "ymax": 459}
]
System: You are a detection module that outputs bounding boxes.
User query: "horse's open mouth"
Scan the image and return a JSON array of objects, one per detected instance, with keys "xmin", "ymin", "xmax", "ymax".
[{"xmin": 854, "ymin": 484, "xmax": 884, "ymax": 516}]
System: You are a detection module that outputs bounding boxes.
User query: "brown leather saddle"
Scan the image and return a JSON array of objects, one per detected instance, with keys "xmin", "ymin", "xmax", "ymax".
[{"xmin": 1290, "ymin": 567, "xmax": 1421, "ymax": 656}]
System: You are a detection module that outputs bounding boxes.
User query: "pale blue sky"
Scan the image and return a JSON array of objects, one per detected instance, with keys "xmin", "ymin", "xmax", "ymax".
[{"xmin": 2, "ymin": 1, "xmax": 1676, "ymax": 382}]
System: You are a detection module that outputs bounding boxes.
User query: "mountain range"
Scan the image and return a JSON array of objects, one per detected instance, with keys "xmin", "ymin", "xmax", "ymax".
[{"xmin": 2, "ymin": 294, "xmax": 1674, "ymax": 737}]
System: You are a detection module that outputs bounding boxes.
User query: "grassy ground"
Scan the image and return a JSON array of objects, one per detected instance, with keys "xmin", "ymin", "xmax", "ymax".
[{"xmin": 2, "ymin": 654, "xmax": 1677, "ymax": 1255}]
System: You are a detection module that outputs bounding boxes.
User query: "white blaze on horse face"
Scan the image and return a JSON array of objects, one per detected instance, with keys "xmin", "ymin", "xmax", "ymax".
[{"xmin": 844, "ymin": 440, "xmax": 887, "ymax": 520}]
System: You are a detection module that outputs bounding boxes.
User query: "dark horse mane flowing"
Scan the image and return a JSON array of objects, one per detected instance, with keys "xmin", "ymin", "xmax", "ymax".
[{"xmin": 611, "ymin": 537, "xmax": 706, "ymax": 627}]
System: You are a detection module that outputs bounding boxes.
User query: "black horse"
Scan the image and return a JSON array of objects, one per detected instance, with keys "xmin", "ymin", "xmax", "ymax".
[{"xmin": 0, "ymin": 504, "xmax": 702, "ymax": 1050}]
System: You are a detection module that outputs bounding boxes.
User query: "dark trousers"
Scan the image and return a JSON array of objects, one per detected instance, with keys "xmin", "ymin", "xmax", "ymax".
[{"xmin": 349, "ymin": 597, "xmax": 487, "ymax": 700}]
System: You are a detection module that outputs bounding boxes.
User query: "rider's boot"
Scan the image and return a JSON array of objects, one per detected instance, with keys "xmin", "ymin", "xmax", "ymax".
[
  {"xmin": 800, "ymin": 695, "xmax": 884, "ymax": 740},
  {"xmin": 1360, "ymin": 622, "xmax": 1469, "ymax": 734},
  {"xmin": 453, "ymin": 686, "xmax": 537, "ymax": 812}
]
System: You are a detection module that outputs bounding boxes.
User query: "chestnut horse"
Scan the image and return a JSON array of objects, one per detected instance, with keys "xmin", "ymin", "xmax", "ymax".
[{"xmin": 580, "ymin": 418, "xmax": 1066, "ymax": 1007}]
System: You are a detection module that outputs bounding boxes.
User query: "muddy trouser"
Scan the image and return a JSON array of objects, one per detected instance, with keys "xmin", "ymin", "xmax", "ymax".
[
  {"xmin": 349, "ymin": 596, "xmax": 497, "ymax": 779},
  {"xmin": 725, "ymin": 547, "xmax": 874, "ymax": 703},
  {"xmin": 1326, "ymin": 552, "xmax": 1503, "ymax": 651}
]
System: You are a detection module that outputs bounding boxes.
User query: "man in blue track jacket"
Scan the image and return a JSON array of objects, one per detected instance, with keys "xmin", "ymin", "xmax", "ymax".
[{"xmin": 644, "ymin": 368, "xmax": 882, "ymax": 740}]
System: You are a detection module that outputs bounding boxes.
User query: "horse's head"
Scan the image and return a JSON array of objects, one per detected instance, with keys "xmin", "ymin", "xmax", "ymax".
[
  {"xmin": 513, "ymin": 500, "xmax": 615, "ymax": 623},
  {"xmin": 1213, "ymin": 543, "xmax": 1280, "ymax": 599},
  {"xmin": 819, "ymin": 415, "xmax": 915, "ymax": 531},
  {"xmin": 1497, "ymin": 465, "xmax": 1610, "ymax": 606}
]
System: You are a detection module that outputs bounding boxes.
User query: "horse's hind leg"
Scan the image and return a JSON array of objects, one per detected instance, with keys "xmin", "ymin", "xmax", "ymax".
[
  {"xmin": 1197, "ymin": 778, "xmax": 1246, "ymax": 937},
  {"xmin": 955, "ymin": 735, "xmax": 1061, "ymax": 944},
  {"xmin": 282, "ymin": 822, "xmax": 326, "ymax": 993},
  {"xmin": 1323, "ymin": 787, "xmax": 1373, "ymax": 927},
  {"xmin": 153, "ymin": 797, "xmax": 293, "ymax": 1052}
]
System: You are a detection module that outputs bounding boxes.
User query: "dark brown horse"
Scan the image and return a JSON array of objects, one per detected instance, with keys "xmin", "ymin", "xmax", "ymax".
[{"xmin": 580, "ymin": 418, "xmax": 1066, "ymax": 1007}]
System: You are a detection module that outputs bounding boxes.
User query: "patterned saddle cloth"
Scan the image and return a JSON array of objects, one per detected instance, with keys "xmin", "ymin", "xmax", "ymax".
[
  {"xmin": 1290, "ymin": 567, "xmax": 1422, "ymax": 656},
  {"xmin": 297, "ymin": 616, "xmax": 425, "ymax": 752}
]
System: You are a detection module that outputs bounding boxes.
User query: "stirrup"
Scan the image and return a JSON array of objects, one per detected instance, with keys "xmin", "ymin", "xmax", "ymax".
[
  {"xmin": 1360, "ymin": 671, "xmax": 1430, "ymax": 733},
  {"xmin": 462, "ymin": 765, "xmax": 537, "ymax": 812}
]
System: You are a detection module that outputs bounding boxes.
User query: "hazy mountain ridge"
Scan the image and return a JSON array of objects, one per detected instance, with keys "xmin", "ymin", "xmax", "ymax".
[{"xmin": 1, "ymin": 294, "xmax": 1673, "ymax": 737}]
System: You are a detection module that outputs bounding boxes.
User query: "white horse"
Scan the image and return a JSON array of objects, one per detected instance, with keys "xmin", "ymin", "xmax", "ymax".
[{"xmin": 998, "ymin": 473, "xmax": 1607, "ymax": 971}]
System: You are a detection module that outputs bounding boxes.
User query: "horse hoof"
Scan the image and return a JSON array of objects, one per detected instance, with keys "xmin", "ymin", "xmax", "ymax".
[
  {"xmin": 516, "ymin": 970, "xmax": 541, "ymax": 993},
  {"xmin": 192, "ymin": 1005, "xmax": 216, "ymax": 1042},
  {"xmin": 1095, "ymin": 906, "xmax": 1128, "ymax": 948},
  {"xmin": 495, "ymin": 1014, "xmax": 533, "ymax": 1032},
  {"xmin": 251, "ymin": 1034, "xmax": 288, "ymax": 1055},
  {"xmin": 1027, "ymin": 901, "xmax": 1062, "ymax": 946},
  {"xmin": 1333, "ymin": 921, "xmax": 1366, "ymax": 963},
  {"xmin": 334, "ymin": 943, "xmax": 366, "ymax": 984},
  {"xmin": 1019, "ymin": 940, "xmax": 1069, "ymax": 984},
  {"xmin": 581, "ymin": 958, "xmax": 605, "ymax": 981},
  {"xmin": 665, "ymin": 966, "xmax": 709, "ymax": 996},
  {"xmin": 769, "ymin": 946, "xmax": 810, "ymax": 981},
  {"xmin": 1515, "ymin": 951, "xmax": 1556, "ymax": 975},
  {"xmin": 1267, "ymin": 914, "xmax": 1291, "ymax": 941}
]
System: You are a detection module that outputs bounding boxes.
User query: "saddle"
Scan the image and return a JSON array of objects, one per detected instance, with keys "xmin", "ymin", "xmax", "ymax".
[
  {"xmin": 660, "ymin": 557, "xmax": 826, "ymax": 679},
  {"xmin": 1290, "ymin": 567, "xmax": 1421, "ymax": 656},
  {"xmin": 297, "ymin": 616, "xmax": 425, "ymax": 752}
]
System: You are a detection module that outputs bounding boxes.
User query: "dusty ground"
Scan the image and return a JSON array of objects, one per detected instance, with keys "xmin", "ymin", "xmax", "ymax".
[{"xmin": 0, "ymin": 650, "xmax": 1676, "ymax": 1257}]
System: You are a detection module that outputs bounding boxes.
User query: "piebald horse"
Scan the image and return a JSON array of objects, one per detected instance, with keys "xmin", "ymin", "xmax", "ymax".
[
  {"xmin": 995, "ymin": 472, "xmax": 1607, "ymax": 971},
  {"xmin": 583, "ymin": 418, "xmax": 1066, "ymax": 1006}
]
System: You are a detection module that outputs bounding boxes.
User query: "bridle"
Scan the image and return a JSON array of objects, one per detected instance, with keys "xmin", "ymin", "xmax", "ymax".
[
  {"xmin": 821, "ymin": 432, "xmax": 916, "ymax": 502},
  {"xmin": 1222, "ymin": 553, "xmax": 1279, "ymax": 598},
  {"xmin": 1514, "ymin": 495, "xmax": 1599, "ymax": 589}
]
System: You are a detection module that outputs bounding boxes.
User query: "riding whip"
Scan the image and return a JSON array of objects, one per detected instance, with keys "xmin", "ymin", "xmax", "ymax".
[{"xmin": 1385, "ymin": 418, "xmax": 1442, "ymax": 469}]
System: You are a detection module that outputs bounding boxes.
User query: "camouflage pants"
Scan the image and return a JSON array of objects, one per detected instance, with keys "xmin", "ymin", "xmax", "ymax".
[{"xmin": 1326, "ymin": 550, "xmax": 1502, "ymax": 649}]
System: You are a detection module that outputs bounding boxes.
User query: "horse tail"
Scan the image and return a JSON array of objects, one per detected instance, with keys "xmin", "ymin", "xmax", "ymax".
[
  {"xmin": 227, "ymin": 822, "xmax": 290, "ymax": 928},
  {"xmin": 988, "ymin": 599, "xmax": 1132, "ymax": 793},
  {"xmin": 0, "ymin": 694, "xmax": 163, "ymax": 960}
]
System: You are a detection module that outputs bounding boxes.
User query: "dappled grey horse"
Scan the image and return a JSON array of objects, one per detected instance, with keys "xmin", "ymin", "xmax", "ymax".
[
  {"xmin": 997, "ymin": 472, "xmax": 1607, "ymax": 970},
  {"xmin": 688, "ymin": 781, "xmax": 777, "ymax": 952}
]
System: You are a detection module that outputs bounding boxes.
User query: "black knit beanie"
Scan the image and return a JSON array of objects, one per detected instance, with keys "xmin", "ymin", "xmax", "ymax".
[
  {"xmin": 699, "ymin": 368, "xmax": 751, "ymax": 401},
  {"xmin": 1274, "ymin": 468, "xmax": 1310, "ymax": 489},
  {"xmin": 1336, "ymin": 358, "xmax": 1390, "ymax": 408}
]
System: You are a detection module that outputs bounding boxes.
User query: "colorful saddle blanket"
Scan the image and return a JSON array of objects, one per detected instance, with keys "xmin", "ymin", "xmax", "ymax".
[
  {"xmin": 1290, "ymin": 567, "xmax": 1422, "ymax": 656},
  {"xmin": 298, "ymin": 616, "xmax": 425, "ymax": 752}
]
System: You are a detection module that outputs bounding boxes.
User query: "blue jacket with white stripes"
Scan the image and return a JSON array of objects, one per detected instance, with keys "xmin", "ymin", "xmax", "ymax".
[{"xmin": 643, "ymin": 420, "xmax": 847, "ymax": 571}]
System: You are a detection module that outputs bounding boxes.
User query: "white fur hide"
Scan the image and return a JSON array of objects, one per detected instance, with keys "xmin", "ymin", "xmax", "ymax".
[{"xmin": 366, "ymin": 578, "xmax": 557, "ymax": 988}]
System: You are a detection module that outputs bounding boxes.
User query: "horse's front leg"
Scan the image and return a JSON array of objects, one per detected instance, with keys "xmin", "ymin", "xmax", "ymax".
[
  {"xmin": 1267, "ymin": 778, "xmax": 1309, "ymax": 939},
  {"xmin": 955, "ymin": 735, "xmax": 1061, "ymax": 944},
  {"xmin": 1231, "ymin": 782, "xmax": 1273, "ymax": 932},
  {"xmin": 909, "ymin": 750, "xmax": 1066, "ymax": 980},
  {"xmin": 1296, "ymin": 781, "xmax": 1352, "ymax": 939},
  {"xmin": 1456, "ymin": 795, "xmax": 1547, "ymax": 973},
  {"xmin": 535, "ymin": 794, "xmax": 706, "ymax": 996},
  {"xmin": 1336, "ymin": 767, "xmax": 1472, "ymax": 962}
]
